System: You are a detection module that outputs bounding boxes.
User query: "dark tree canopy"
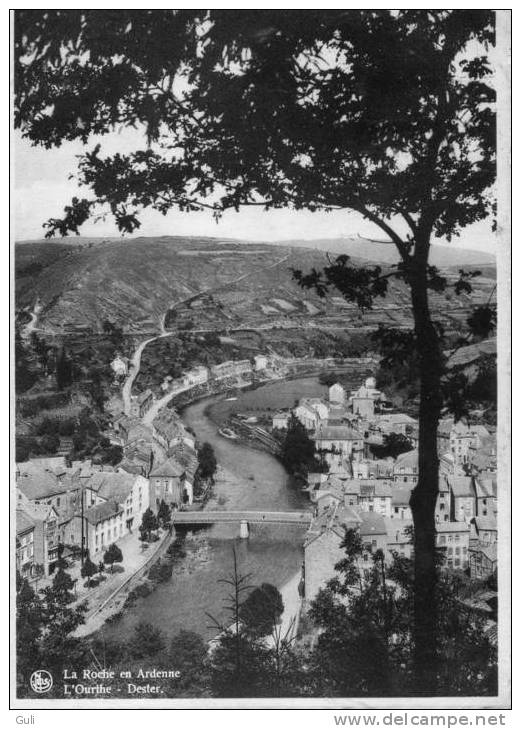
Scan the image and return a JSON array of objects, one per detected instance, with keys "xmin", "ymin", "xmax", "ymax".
[
  {"xmin": 280, "ymin": 413, "xmax": 321, "ymax": 475},
  {"xmin": 15, "ymin": 10, "xmax": 494, "ymax": 243},
  {"xmin": 197, "ymin": 441, "xmax": 217, "ymax": 480},
  {"xmin": 240, "ymin": 583, "xmax": 284, "ymax": 636}
]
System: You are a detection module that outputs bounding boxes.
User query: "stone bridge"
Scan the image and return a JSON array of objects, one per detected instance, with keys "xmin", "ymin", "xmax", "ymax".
[{"xmin": 171, "ymin": 510, "xmax": 313, "ymax": 538}]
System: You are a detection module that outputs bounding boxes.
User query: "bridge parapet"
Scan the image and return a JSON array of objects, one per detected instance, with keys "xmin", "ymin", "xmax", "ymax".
[{"xmin": 170, "ymin": 510, "xmax": 313, "ymax": 526}]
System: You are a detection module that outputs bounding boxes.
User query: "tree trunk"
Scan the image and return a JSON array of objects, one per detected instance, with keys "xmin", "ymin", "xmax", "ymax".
[{"xmin": 409, "ymin": 248, "xmax": 444, "ymax": 695}]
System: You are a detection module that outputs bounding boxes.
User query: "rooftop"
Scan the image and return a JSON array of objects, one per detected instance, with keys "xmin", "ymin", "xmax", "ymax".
[
  {"xmin": 150, "ymin": 457, "xmax": 185, "ymax": 479},
  {"xmin": 313, "ymin": 425, "xmax": 362, "ymax": 441},
  {"xmin": 84, "ymin": 501, "xmax": 123, "ymax": 525},
  {"xmin": 359, "ymin": 511, "xmax": 387, "ymax": 536},
  {"xmin": 16, "ymin": 509, "xmax": 36, "ymax": 535},
  {"xmin": 436, "ymin": 521, "xmax": 470, "ymax": 533},
  {"xmin": 16, "ymin": 467, "xmax": 65, "ymax": 501}
]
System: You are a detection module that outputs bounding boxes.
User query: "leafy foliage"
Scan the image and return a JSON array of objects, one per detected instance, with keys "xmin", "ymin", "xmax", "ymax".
[
  {"xmin": 128, "ymin": 622, "xmax": 165, "ymax": 659},
  {"xmin": 103, "ymin": 543, "xmax": 123, "ymax": 573},
  {"xmin": 197, "ymin": 442, "xmax": 217, "ymax": 481},
  {"xmin": 239, "ymin": 583, "xmax": 284, "ymax": 637},
  {"xmin": 139, "ymin": 508, "xmax": 158, "ymax": 542},
  {"xmin": 16, "ymin": 565, "xmax": 87, "ymax": 697},
  {"xmin": 80, "ymin": 554, "xmax": 98, "ymax": 586},
  {"xmin": 307, "ymin": 529, "xmax": 497, "ymax": 697},
  {"xmin": 280, "ymin": 413, "xmax": 322, "ymax": 475},
  {"xmin": 369, "ymin": 433, "xmax": 414, "ymax": 460}
]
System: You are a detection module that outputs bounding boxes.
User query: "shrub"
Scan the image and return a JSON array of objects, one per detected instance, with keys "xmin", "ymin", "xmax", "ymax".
[{"xmin": 148, "ymin": 560, "xmax": 173, "ymax": 583}]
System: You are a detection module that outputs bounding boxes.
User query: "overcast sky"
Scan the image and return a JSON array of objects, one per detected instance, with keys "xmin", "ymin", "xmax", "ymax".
[{"xmin": 14, "ymin": 130, "xmax": 496, "ymax": 253}]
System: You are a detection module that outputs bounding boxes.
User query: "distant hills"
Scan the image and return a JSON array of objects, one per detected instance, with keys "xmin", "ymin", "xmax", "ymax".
[
  {"xmin": 16, "ymin": 233, "xmax": 496, "ymax": 267},
  {"xmin": 15, "ymin": 235, "xmax": 496, "ymax": 333},
  {"xmin": 269, "ymin": 236, "xmax": 496, "ymax": 267}
]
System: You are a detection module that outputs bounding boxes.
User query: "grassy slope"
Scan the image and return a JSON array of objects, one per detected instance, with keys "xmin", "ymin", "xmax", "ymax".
[{"xmin": 15, "ymin": 236, "xmax": 496, "ymax": 332}]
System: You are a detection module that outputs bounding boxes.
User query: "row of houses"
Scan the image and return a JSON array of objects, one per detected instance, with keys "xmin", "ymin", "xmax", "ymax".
[
  {"xmin": 299, "ymin": 376, "xmax": 497, "ymax": 600},
  {"xmin": 15, "ymin": 443, "xmax": 200, "ymax": 578},
  {"xmin": 304, "ymin": 487, "xmax": 497, "ymax": 601}
]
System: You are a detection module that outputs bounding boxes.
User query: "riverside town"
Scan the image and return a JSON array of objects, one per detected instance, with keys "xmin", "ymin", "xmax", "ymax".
[{"xmin": 13, "ymin": 9, "xmax": 508, "ymax": 706}]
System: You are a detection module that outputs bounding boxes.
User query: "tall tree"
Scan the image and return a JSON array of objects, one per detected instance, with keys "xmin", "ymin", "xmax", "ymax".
[
  {"xmin": 281, "ymin": 414, "xmax": 321, "ymax": 475},
  {"xmin": 197, "ymin": 442, "xmax": 217, "ymax": 482},
  {"xmin": 16, "ymin": 572, "xmax": 43, "ymax": 694},
  {"xmin": 239, "ymin": 582, "xmax": 284, "ymax": 637},
  {"xmin": 139, "ymin": 508, "xmax": 158, "ymax": 542},
  {"xmin": 307, "ymin": 528, "xmax": 497, "ymax": 697},
  {"xmin": 80, "ymin": 553, "xmax": 97, "ymax": 587},
  {"xmin": 15, "ymin": 10, "xmax": 497, "ymax": 690},
  {"xmin": 36, "ymin": 566, "xmax": 87, "ymax": 693},
  {"xmin": 56, "ymin": 347, "xmax": 73, "ymax": 390},
  {"xmin": 103, "ymin": 543, "xmax": 123, "ymax": 573}
]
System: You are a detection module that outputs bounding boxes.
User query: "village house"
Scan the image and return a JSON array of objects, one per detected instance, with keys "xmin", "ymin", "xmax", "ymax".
[
  {"xmin": 313, "ymin": 424, "xmax": 364, "ymax": 465},
  {"xmin": 170, "ymin": 444, "xmax": 198, "ymax": 493},
  {"xmin": 375, "ymin": 413, "xmax": 418, "ymax": 437},
  {"xmin": 469, "ymin": 543, "xmax": 497, "ymax": 580},
  {"xmin": 211, "ymin": 359, "xmax": 252, "ymax": 380},
  {"xmin": 326, "ymin": 404, "xmax": 351, "ymax": 425},
  {"xmin": 391, "ymin": 485, "xmax": 413, "ymax": 520},
  {"xmin": 448, "ymin": 421, "xmax": 493, "ymax": 466},
  {"xmin": 359, "ymin": 512, "xmax": 388, "ymax": 570},
  {"xmin": 303, "ymin": 503, "xmax": 363, "ymax": 601},
  {"xmin": 295, "ymin": 397, "xmax": 330, "ymax": 430},
  {"xmin": 16, "ymin": 462, "xmax": 83, "ymax": 522},
  {"xmin": 328, "ymin": 382, "xmax": 347, "ymax": 405},
  {"xmin": 352, "ymin": 458, "xmax": 394, "ymax": 480},
  {"xmin": 254, "ymin": 354, "xmax": 269, "ymax": 371},
  {"xmin": 437, "ymin": 418, "xmax": 454, "ymax": 454},
  {"xmin": 436, "ymin": 475, "xmax": 451, "ymax": 523},
  {"xmin": 130, "ymin": 389, "xmax": 154, "ymax": 418},
  {"xmin": 83, "ymin": 471, "xmax": 149, "ymax": 533},
  {"xmin": 18, "ymin": 502, "xmax": 60, "ymax": 575},
  {"xmin": 272, "ymin": 411, "xmax": 291, "ymax": 430},
  {"xmin": 392, "ymin": 449, "xmax": 419, "ymax": 484},
  {"xmin": 470, "ymin": 515, "xmax": 498, "ymax": 547},
  {"xmin": 149, "ymin": 456, "xmax": 194, "ymax": 510},
  {"xmin": 384, "ymin": 517, "xmax": 414, "ymax": 559},
  {"xmin": 349, "ymin": 377, "xmax": 383, "ymax": 419},
  {"xmin": 448, "ymin": 475, "xmax": 476, "ymax": 522},
  {"xmin": 474, "ymin": 476, "xmax": 497, "ymax": 518},
  {"xmin": 182, "ymin": 365, "xmax": 209, "ymax": 387},
  {"xmin": 357, "ymin": 479, "xmax": 393, "ymax": 518},
  {"xmin": 64, "ymin": 501, "xmax": 125, "ymax": 556},
  {"xmin": 435, "ymin": 521, "xmax": 470, "ymax": 571},
  {"xmin": 16, "ymin": 509, "xmax": 36, "ymax": 578},
  {"xmin": 111, "ymin": 355, "xmax": 128, "ymax": 378},
  {"xmin": 152, "ymin": 410, "xmax": 187, "ymax": 452}
]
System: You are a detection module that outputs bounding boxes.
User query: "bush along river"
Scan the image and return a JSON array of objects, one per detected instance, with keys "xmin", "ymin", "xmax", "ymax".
[{"xmin": 101, "ymin": 378, "xmax": 327, "ymax": 645}]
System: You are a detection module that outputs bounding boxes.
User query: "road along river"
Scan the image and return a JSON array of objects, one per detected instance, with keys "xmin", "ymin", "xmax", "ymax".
[{"xmin": 101, "ymin": 383, "xmax": 321, "ymax": 644}]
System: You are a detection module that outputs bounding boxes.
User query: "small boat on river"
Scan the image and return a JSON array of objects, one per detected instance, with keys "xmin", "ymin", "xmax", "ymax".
[
  {"xmin": 218, "ymin": 426, "xmax": 238, "ymax": 440},
  {"xmin": 224, "ymin": 396, "xmax": 238, "ymax": 401}
]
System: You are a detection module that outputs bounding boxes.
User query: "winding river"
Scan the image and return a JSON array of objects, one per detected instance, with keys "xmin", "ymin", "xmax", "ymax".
[{"xmin": 102, "ymin": 383, "xmax": 323, "ymax": 644}]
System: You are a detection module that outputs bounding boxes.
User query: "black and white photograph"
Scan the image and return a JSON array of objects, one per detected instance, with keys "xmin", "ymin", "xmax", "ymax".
[{"xmin": 11, "ymin": 7, "xmax": 511, "ymax": 710}]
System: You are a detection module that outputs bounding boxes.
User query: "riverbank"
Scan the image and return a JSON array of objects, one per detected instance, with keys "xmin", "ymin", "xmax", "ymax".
[{"xmin": 74, "ymin": 526, "xmax": 176, "ymax": 637}]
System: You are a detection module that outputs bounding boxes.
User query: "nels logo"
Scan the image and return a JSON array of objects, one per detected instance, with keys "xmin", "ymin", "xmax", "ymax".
[{"xmin": 30, "ymin": 670, "xmax": 53, "ymax": 694}]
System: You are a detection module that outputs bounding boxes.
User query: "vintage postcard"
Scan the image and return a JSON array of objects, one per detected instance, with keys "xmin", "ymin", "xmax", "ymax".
[{"xmin": 11, "ymin": 8, "xmax": 511, "ymax": 711}]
